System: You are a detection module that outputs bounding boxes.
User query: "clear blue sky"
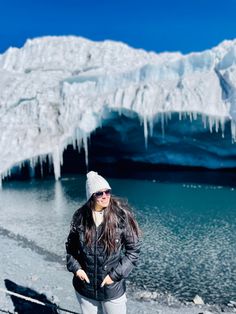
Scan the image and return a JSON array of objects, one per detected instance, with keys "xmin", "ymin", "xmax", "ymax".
[{"xmin": 0, "ymin": 0, "xmax": 236, "ymax": 54}]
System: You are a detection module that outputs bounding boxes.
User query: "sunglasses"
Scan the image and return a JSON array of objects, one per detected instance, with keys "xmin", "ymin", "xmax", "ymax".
[{"xmin": 94, "ymin": 189, "xmax": 112, "ymax": 198}]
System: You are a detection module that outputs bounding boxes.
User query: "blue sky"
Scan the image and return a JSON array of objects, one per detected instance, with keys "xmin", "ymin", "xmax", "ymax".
[{"xmin": 0, "ymin": 0, "xmax": 236, "ymax": 54}]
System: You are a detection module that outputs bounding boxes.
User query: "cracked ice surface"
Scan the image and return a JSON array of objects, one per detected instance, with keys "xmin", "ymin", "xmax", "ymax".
[{"xmin": 1, "ymin": 36, "xmax": 236, "ymax": 184}]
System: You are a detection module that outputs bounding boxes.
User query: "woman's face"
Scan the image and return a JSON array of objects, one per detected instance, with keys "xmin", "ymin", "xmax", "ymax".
[{"xmin": 94, "ymin": 189, "xmax": 111, "ymax": 210}]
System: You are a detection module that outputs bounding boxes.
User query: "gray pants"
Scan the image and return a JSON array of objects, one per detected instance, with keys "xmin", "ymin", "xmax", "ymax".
[{"xmin": 75, "ymin": 291, "xmax": 127, "ymax": 314}]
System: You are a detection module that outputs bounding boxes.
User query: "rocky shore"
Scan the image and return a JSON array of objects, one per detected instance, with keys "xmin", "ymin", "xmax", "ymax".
[{"xmin": 0, "ymin": 233, "xmax": 236, "ymax": 314}]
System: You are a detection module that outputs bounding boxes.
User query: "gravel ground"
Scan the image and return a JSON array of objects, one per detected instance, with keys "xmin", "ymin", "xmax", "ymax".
[{"xmin": 0, "ymin": 234, "xmax": 235, "ymax": 314}]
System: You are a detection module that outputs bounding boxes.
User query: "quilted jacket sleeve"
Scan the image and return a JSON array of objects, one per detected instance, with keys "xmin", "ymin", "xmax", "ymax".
[{"xmin": 65, "ymin": 228, "xmax": 81, "ymax": 274}]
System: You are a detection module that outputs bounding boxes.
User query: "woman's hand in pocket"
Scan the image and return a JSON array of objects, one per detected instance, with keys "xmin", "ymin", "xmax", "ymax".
[
  {"xmin": 101, "ymin": 275, "xmax": 114, "ymax": 287},
  {"xmin": 75, "ymin": 269, "xmax": 90, "ymax": 283}
]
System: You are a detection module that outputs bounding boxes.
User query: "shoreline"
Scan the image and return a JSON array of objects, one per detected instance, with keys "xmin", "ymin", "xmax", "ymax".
[{"xmin": 1, "ymin": 233, "xmax": 235, "ymax": 314}]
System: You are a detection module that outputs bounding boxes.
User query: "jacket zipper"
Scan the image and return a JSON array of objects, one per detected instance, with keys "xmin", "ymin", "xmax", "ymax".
[{"xmin": 94, "ymin": 226, "xmax": 98, "ymax": 299}]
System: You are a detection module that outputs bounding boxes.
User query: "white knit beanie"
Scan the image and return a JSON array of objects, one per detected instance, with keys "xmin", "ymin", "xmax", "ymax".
[{"xmin": 86, "ymin": 171, "xmax": 111, "ymax": 201}]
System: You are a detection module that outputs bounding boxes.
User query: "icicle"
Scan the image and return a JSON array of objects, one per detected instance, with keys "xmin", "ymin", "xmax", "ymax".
[
  {"xmin": 165, "ymin": 112, "xmax": 169, "ymax": 124},
  {"xmin": 0, "ymin": 175, "xmax": 2, "ymax": 189},
  {"xmin": 113, "ymin": 90, "xmax": 117, "ymax": 104},
  {"xmin": 193, "ymin": 111, "xmax": 197, "ymax": 120},
  {"xmin": 202, "ymin": 114, "xmax": 207, "ymax": 129},
  {"xmin": 39, "ymin": 156, "xmax": 44, "ymax": 173},
  {"xmin": 143, "ymin": 115, "xmax": 148, "ymax": 149},
  {"xmin": 60, "ymin": 148, "xmax": 64, "ymax": 168},
  {"xmin": 189, "ymin": 112, "xmax": 192, "ymax": 122},
  {"xmin": 215, "ymin": 117, "xmax": 219, "ymax": 133},
  {"xmin": 116, "ymin": 90, "xmax": 125, "ymax": 116},
  {"xmin": 208, "ymin": 116, "xmax": 214, "ymax": 133},
  {"xmin": 82, "ymin": 134, "xmax": 89, "ymax": 169},
  {"xmin": 74, "ymin": 128, "xmax": 83, "ymax": 152},
  {"xmin": 39, "ymin": 155, "xmax": 45, "ymax": 177},
  {"xmin": 220, "ymin": 116, "xmax": 225, "ymax": 138},
  {"xmin": 53, "ymin": 147, "xmax": 61, "ymax": 180},
  {"xmin": 29, "ymin": 164, "xmax": 35, "ymax": 178},
  {"xmin": 179, "ymin": 112, "xmax": 182, "ymax": 121},
  {"xmin": 48, "ymin": 154, "xmax": 54, "ymax": 172},
  {"xmin": 77, "ymin": 138, "xmax": 83, "ymax": 152},
  {"xmin": 72, "ymin": 129, "xmax": 77, "ymax": 150},
  {"xmin": 149, "ymin": 117, "xmax": 154, "ymax": 137},
  {"xmin": 29, "ymin": 157, "xmax": 37, "ymax": 178},
  {"xmin": 231, "ymin": 121, "xmax": 236, "ymax": 143},
  {"xmin": 30, "ymin": 157, "xmax": 35, "ymax": 169},
  {"xmin": 161, "ymin": 112, "xmax": 165, "ymax": 138}
]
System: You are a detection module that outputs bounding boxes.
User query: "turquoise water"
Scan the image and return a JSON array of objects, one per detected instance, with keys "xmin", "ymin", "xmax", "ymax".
[{"xmin": 0, "ymin": 174, "xmax": 236, "ymax": 304}]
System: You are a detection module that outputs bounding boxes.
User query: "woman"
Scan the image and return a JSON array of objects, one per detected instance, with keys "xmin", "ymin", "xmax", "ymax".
[{"xmin": 66, "ymin": 171, "xmax": 141, "ymax": 314}]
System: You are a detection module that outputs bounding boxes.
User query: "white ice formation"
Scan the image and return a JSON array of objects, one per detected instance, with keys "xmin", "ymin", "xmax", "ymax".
[{"xmin": 1, "ymin": 36, "xmax": 236, "ymax": 185}]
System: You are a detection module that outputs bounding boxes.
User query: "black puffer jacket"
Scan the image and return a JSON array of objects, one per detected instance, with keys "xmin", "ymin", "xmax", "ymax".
[{"xmin": 66, "ymin": 208, "xmax": 140, "ymax": 301}]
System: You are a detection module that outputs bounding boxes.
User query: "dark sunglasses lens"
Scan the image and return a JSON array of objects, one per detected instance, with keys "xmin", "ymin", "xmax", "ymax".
[
  {"xmin": 95, "ymin": 191, "xmax": 103, "ymax": 197},
  {"xmin": 94, "ymin": 189, "xmax": 111, "ymax": 197}
]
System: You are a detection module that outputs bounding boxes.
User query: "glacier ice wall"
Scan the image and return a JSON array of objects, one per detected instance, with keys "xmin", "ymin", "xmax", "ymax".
[{"xmin": 1, "ymin": 36, "xmax": 236, "ymax": 185}]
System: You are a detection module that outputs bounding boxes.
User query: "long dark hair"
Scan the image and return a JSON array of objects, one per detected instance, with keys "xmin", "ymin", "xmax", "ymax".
[{"xmin": 71, "ymin": 195, "xmax": 140, "ymax": 255}]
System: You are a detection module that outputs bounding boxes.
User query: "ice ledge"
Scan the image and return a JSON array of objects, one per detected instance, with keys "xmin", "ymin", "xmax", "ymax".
[{"xmin": 1, "ymin": 36, "xmax": 236, "ymax": 186}]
